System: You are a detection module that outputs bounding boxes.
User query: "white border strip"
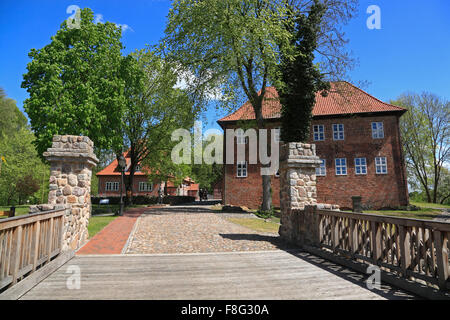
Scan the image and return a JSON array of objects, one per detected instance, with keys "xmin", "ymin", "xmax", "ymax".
[{"xmin": 121, "ymin": 214, "xmax": 141, "ymax": 254}]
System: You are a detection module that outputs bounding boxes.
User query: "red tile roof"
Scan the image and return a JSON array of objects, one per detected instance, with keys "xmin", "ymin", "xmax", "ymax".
[{"xmin": 217, "ymin": 82, "xmax": 406, "ymax": 123}]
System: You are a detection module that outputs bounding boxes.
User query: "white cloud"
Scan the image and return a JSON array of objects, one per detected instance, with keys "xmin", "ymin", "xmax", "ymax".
[
  {"xmin": 116, "ymin": 24, "xmax": 134, "ymax": 33},
  {"xmin": 94, "ymin": 14, "xmax": 104, "ymax": 24},
  {"xmin": 175, "ymin": 67, "xmax": 223, "ymax": 101},
  {"xmin": 93, "ymin": 13, "xmax": 133, "ymax": 33}
]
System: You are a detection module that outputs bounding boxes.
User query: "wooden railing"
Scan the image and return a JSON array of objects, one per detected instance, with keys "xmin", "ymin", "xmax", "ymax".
[
  {"xmin": 310, "ymin": 208, "xmax": 450, "ymax": 291},
  {"xmin": 0, "ymin": 209, "xmax": 65, "ymax": 291}
]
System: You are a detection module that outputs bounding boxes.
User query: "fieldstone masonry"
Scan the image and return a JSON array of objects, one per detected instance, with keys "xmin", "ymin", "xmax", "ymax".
[
  {"xmin": 31, "ymin": 135, "xmax": 98, "ymax": 251},
  {"xmin": 279, "ymin": 142, "xmax": 339, "ymax": 244}
]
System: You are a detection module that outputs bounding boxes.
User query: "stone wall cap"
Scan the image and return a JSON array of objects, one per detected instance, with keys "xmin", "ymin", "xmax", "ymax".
[{"xmin": 43, "ymin": 152, "xmax": 99, "ymax": 164}]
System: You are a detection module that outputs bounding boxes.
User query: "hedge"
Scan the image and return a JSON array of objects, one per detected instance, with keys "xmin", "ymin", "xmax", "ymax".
[{"xmin": 91, "ymin": 195, "xmax": 196, "ymax": 206}]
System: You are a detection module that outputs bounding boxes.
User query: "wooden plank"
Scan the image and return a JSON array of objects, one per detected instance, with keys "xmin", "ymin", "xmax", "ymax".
[
  {"xmin": 10, "ymin": 226, "xmax": 22, "ymax": 285},
  {"xmin": 46, "ymin": 217, "xmax": 54, "ymax": 263},
  {"xmin": 32, "ymin": 221, "xmax": 40, "ymax": 271},
  {"xmin": 350, "ymin": 218, "xmax": 358, "ymax": 256},
  {"xmin": 434, "ymin": 230, "xmax": 449, "ymax": 290},
  {"xmin": 399, "ymin": 225, "xmax": 411, "ymax": 277},
  {"xmin": 331, "ymin": 216, "xmax": 338, "ymax": 251},
  {"xmin": 371, "ymin": 221, "xmax": 381, "ymax": 264}
]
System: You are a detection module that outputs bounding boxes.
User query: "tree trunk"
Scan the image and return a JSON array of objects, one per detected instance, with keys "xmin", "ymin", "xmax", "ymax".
[
  {"xmin": 261, "ymin": 173, "xmax": 272, "ymax": 211},
  {"xmin": 255, "ymin": 101, "xmax": 272, "ymax": 212}
]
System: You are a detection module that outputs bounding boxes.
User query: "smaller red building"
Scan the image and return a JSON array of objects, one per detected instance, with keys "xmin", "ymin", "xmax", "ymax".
[{"xmin": 96, "ymin": 152, "xmax": 199, "ymax": 199}]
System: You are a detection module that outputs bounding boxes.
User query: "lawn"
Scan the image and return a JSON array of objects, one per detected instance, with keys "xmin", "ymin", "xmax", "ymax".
[
  {"xmin": 410, "ymin": 201, "xmax": 450, "ymax": 210},
  {"xmin": 363, "ymin": 207, "xmax": 442, "ymax": 220},
  {"xmin": 227, "ymin": 217, "xmax": 280, "ymax": 234},
  {"xmin": 88, "ymin": 215, "xmax": 118, "ymax": 238},
  {"xmin": 0, "ymin": 205, "xmax": 30, "ymax": 219}
]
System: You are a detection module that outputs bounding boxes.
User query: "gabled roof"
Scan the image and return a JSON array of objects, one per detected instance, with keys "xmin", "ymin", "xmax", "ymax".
[
  {"xmin": 96, "ymin": 153, "xmax": 198, "ymax": 188},
  {"xmin": 217, "ymin": 82, "xmax": 406, "ymax": 124},
  {"xmin": 96, "ymin": 151, "xmax": 149, "ymax": 176}
]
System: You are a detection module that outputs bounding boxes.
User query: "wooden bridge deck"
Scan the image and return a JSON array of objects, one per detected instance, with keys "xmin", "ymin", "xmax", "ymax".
[{"xmin": 20, "ymin": 250, "xmax": 414, "ymax": 300}]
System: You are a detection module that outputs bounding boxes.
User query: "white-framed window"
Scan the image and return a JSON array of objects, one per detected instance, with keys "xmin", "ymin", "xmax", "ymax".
[
  {"xmin": 354, "ymin": 157, "xmax": 367, "ymax": 175},
  {"xmin": 236, "ymin": 130, "xmax": 247, "ymax": 144},
  {"xmin": 333, "ymin": 124, "xmax": 344, "ymax": 140},
  {"xmin": 316, "ymin": 159, "xmax": 326, "ymax": 176},
  {"xmin": 274, "ymin": 127, "xmax": 281, "ymax": 142},
  {"xmin": 375, "ymin": 157, "xmax": 387, "ymax": 174},
  {"xmin": 372, "ymin": 122, "xmax": 384, "ymax": 139},
  {"xmin": 139, "ymin": 182, "xmax": 153, "ymax": 192},
  {"xmin": 335, "ymin": 158, "xmax": 347, "ymax": 175},
  {"xmin": 313, "ymin": 125, "xmax": 325, "ymax": 141},
  {"xmin": 275, "ymin": 170, "xmax": 280, "ymax": 177},
  {"xmin": 105, "ymin": 182, "xmax": 119, "ymax": 191},
  {"xmin": 135, "ymin": 165, "xmax": 141, "ymax": 172},
  {"xmin": 237, "ymin": 161, "xmax": 247, "ymax": 177}
]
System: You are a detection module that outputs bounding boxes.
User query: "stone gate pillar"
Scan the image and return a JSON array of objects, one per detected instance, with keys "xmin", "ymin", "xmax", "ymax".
[
  {"xmin": 43, "ymin": 135, "xmax": 99, "ymax": 250},
  {"xmin": 278, "ymin": 143, "xmax": 321, "ymax": 242}
]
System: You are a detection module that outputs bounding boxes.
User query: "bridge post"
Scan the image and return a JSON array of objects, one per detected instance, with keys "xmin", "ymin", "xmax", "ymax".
[
  {"xmin": 278, "ymin": 143, "xmax": 321, "ymax": 243},
  {"xmin": 43, "ymin": 135, "xmax": 99, "ymax": 250}
]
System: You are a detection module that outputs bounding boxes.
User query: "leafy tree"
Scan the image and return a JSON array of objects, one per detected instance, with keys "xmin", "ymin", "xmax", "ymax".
[
  {"xmin": 393, "ymin": 93, "xmax": 449, "ymax": 203},
  {"xmin": 278, "ymin": 0, "xmax": 330, "ymax": 142},
  {"xmin": 0, "ymin": 90, "xmax": 48, "ymax": 205},
  {"xmin": 163, "ymin": 0, "xmax": 357, "ymax": 210},
  {"xmin": 0, "ymin": 94, "xmax": 27, "ymax": 136},
  {"xmin": 0, "ymin": 128, "xmax": 48, "ymax": 205},
  {"xmin": 16, "ymin": 174, "xmax": 40, "ymax": 204},
  {"xmin": 121, "ymin": 48, "xmax": 200, "ymax": 203},
  {"xmin": 190, "ymin": 133, "xmax": 223, "ymax": 192},
  {"xmin": 21, "ymin": 7, "xmax": 127, "ymax": 157}
]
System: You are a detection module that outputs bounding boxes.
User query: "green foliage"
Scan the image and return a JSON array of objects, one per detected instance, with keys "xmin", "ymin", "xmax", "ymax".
[
  {"xmin": 278, "ymin": 0, "xmax": 330, "ymax": 142},
  {"xmin": 0, "ymin": 94, "xmax": 27, "ymax": 136},
  {"xmin": 22, "ymin": 8, "xmax": 127, "ymax": 156},
  {"xmin": 392, "ymin": 92, "xmax": 449, "ymax": 203},
  {"xmin": 0, "ymin": 127, "xmax": 49, "ymax": 205},
  {"xmin": 163, "ymin": 0, "xmax": 356, "ymax": 211},
  {"xmin": 190, "ymin": 163, "xmax": 222, "ymax": 193},
  {"xmin": 122, "ymin": 47, "xmax": 200, "ymax": 195},
  {"xmin": 255, "ymin": 206, "xmax": 276, "ymax": 220},
  {"xmin": 0, "ymin": 90, "xmax": 49, "ymax": 205}
]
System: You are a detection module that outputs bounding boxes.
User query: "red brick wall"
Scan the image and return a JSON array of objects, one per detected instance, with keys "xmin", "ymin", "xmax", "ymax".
[{"xmin": 222, "ymin": 114, "xmax": 409, "ymax": 210}]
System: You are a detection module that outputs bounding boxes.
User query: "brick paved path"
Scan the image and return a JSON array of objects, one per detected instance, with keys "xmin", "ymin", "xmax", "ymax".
[{"xmin": 77, "ymin": 206, "xmax": 152, "ymax": 255}]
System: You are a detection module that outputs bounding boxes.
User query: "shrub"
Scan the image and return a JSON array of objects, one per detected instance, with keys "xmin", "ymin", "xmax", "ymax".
[{"xmin": 91, "ymin": 195, "xmax": 196, "ymax": 206}]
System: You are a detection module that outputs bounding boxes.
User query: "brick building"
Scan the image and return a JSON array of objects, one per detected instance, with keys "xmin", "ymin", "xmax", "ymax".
[
  {"xmin": 96, "ymin": 151, "xmax": 199, "ymax": 199},
  {"xmin": 217, "ymin": 82, "xmax": 409, "ymax": 210}
]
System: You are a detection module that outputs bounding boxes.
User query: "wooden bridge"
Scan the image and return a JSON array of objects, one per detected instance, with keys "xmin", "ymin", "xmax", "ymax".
[
  {"xmin": 0, "ymin": 205, "xmax": 449, "ymax": 300},
  {"xmin": 7, "ymin": 250, "xmax": 413, "ymax": 300}
]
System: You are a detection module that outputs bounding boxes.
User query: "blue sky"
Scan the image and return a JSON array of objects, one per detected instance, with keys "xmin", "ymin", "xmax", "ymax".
[{"xmin": 1, "ymin": 0, "xmax": 449, "ymax": 131}]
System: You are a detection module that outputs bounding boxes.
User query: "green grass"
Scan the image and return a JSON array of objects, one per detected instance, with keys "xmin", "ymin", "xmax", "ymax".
[
  {"xmin": 88, "ymin": 216, "xmax": 118, "ymax": 238},
  {"xmin": 363, "ymin": 207, "xmax": 442, "ymax": 220},
  {"xmin": 227, "ymin": 217, "xmax": 280, "ymax": 234},
  {"xmin": 410, "ymin": 201, "xmax": 450, "ymax": 210}
]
